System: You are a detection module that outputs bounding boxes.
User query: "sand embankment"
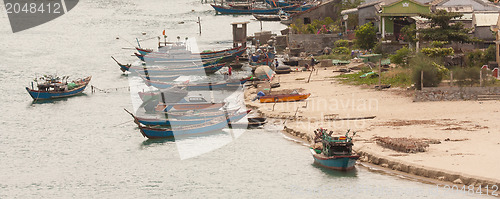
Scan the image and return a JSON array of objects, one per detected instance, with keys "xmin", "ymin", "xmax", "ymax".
[{"xmin": 244, "ymin": 65, "xmax": 500, "ymax": 189}]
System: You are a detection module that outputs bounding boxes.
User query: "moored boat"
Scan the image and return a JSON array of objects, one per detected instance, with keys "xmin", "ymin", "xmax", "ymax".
[
  {"xmin": 26, "ymin": 76, "xmax": 92, "ymax": 100},
  {"xmin": 211, "ymin": 4, "xmax": 299, "ymax": 15},
  {"xmin": 136, "ymin": 110, "xmax": 250, "ymax": 138},
  {"xmin": 259, "ymin": 92, "xmax": 310, "ymax": 103},
  {"xmin": 310, "ymin": 129, "xmax": 359, "ymax": 171},
  {"xmin": 253, "ymin": 14, "xmax": 281, "ymax": 21}
]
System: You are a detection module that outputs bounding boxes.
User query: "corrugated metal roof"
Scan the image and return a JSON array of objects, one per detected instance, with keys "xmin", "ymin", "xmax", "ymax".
[
  {"xmin": 473, "ymin": 13, "xmax": 500, "ymax": 26},
  {"xmin": 441, "ymin": 0, "xmax": 500, "ymax": 11},
  {"xmin": 341, "ymin": 8, "xmax": 359, "ymax": 15}
]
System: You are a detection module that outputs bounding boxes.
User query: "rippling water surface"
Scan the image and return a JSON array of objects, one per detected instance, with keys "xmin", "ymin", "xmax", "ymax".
[{"xmin": 0, "ymin": 0, "xmax": 491, "ymax": 198}]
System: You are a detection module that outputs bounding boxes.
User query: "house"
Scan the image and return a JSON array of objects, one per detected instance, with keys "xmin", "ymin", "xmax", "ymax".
[
  {"xmin": 379, "ymin": 0, "xmax": 431, "ymax": 40},
  {"xmin": 433, "ymin": 0, "xmax": 500, "ymax": 29},
  {"xmin": 472, "ymin": 12, "xmax": 499, "ymax": 42},
  {"xmin": 288, "ymin": 0, "xmax": 342, "ymax": 24},
  {"xmin": 355, "ymin": 0, "xmax": 433, "ymax": 37}
]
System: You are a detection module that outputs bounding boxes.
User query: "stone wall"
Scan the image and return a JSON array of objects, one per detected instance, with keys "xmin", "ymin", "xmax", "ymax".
[
  {"xmin": 414, "ymin": 87, "xmax": 500, "ymax": 102},
  {"xmin": 288, "ymin": 34, "xmax": 341, "ymax": 54}
]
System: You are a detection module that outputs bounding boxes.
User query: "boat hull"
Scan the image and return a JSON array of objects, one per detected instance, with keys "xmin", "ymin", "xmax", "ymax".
[
  {"xmin": 259, "ymin": 93, "xmax": 310, "ymax": 103},
  {"xmin": 25, "ymin": 77, "xmax": 91, "ymax": 100},
  {"xmin": 211, "ymin": 4, "xmax": 298, "ymax": 14},
  {"xmin": 138, "ymin": 111, "xmax": 248, "ymax": 138},
  {"xmin": 310, "ymin": 149, "xmax": 359, "ymax": 171}
]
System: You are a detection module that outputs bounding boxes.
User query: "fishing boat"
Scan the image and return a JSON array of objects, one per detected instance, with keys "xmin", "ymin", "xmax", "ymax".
[
  {"xmin": 26, "ymin": 76, "xmax": 91, "ymax": 100},
  {"xmin": 137, "ymin": 86, "xmax": 188, "ymax": 102},
  {"xmin": 126, "ymin": 109, "xmax": 246, "ymax": 126},
  {"xmin": 156, "ymin": 101, "xmax": 226, "ymax": 112},
  {"xmin": 253, "ymin": 14, "xmax": 281, "ymax": 21},
  {"xmin": 136, "ymin": 110, "xmax": 250, "ymax": 138},
  {"xmin": 142, "ymin": 77, "xmax": 248, "ymax": 90},
  {"xmin": 211, "ymin": 4, "xmax": 299, "ymax": 15},
  {"xmin": 310, "ymin": 129, "xmax": 359, "ymax": 171},
  {"xmin": 166, "ymin": 108, "xmax": 241, "ymax": 120},
  {"xmin": 136, "ymin": 48, "xmax": 246, "ymax": 64},
  {"xmin": 134, "ymin": 63, "xmax": 225, "ymax": 76},
  {"xmin": 137, "ymin": 45, "xmax": 244, "ymax": 57},
  {"xmin": 259, "ymin": 92, "xmax": 310, "ymax": 103}
]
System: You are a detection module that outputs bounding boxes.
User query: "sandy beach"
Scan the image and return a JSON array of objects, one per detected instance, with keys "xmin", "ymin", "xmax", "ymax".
[{"xmin": 245, "ymin": 64, "xmax": 500, "ymax": 187}]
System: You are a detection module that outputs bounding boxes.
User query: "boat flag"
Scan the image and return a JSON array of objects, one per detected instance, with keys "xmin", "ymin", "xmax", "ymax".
[{"xmin": 162, "ymin": 30, "xmax": 166, "ymax": 35}]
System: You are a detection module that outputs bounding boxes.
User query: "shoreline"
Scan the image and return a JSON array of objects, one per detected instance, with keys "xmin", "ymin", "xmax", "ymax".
[{"xmin": 243, "ymin": 64, "xmax": 500, "ymax": 195}]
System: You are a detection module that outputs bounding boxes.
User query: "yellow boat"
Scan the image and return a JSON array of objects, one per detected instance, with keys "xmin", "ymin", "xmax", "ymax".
[{"xmin": 259, "ymin": 93, "xmax": 311, "ymax": 103}]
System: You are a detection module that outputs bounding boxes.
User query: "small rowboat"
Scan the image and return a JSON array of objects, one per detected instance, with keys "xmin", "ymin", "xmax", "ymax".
[
  {"xmin": 26, "ymin": 76, "xmax": 91, "ymax": 100},
  {"xmin": 137, "ymin": 110, "xmax": 250, "ymax": 139},
  {"xmin": 253, "ymin": 14, "xmax": 281, "ymax": 21},
  {"xmin": 259, "ymin": 93, "xmax": 310, "ymax": 103}
]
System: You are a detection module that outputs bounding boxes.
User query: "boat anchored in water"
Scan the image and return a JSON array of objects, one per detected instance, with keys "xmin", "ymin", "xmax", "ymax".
[
  {"xmin": 310, "ymin": 128, "xmax": 359, "ymax": 171},
  {"xmin": 26, "ymin": 75, "xmax": 91, "ymax": 100}
]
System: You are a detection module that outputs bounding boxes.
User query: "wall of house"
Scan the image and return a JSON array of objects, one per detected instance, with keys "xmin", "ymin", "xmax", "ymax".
[
  {"xmin": 474, "ymin": 26, "xmax": 495, "ymax": 41},
  {"xmin": 294, "ymin": 0, "xmax": 342, "ymax": 24},
  {"xmin": 288, "ymin": 34, "xmax": 341, "ymax": 54},
  {"xmin": 358, "ymin": 6, "xmax": 379, "ymax": 30}
]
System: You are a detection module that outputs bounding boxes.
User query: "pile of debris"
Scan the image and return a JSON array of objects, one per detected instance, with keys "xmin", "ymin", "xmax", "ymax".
[{"xmin": 374, "ymin": 136, "xmax": 430, "ymax": 153}]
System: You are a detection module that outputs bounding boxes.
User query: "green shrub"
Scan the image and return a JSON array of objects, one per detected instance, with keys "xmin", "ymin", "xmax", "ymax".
[
  {"xmin": 390, "ymin": 47, "xmax": 412, "ymax": 67},
  {"xmin": 334, "ymin": 39, "xmax": 350, "ymax": 47},
  {"xmin": 332, "ymin": 47, "xmax": 349, "ymax": 54},
  {"xmin": 453, "ymin": 67, "xmax": 480, "ymax": 86},
  {"xmin": 430, "ymin": 41, "xmax": 448, "ymax": 48},
  {"xmin": 465, "ymin": 45, "xmax": 496, "ymax": 67},
  {"xmin": 411, "ymin": 54, "xmax": 444, "ymax": 89},
  {"xmin": 355, "ymin": 23, "xmax": 377, "ymax": 50},
  {"xmin": 420, "ymin": 47, "xmax": 454, "ymax": 57}
]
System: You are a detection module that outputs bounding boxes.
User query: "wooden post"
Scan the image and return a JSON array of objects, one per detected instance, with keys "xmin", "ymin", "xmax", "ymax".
[
  {"xmin": 378, "ymin": 55, "xmax": 382, "ymax": 89},
  {"xmin": 420, "ymin": 70, "xmax": 424, "ymax": 90},
  {"xmin": 307, "ymin": 68, "xmax": 314, "ymax": 83},
  {"xmin": 198, "ymin": 17, "xmax": 202, "ymax": 34},
  {"xmin": 480, "ymin": 69, "xmax": 483, "ymax": 87},
  {"xmin": 450, "ymin": 71, "xmax": 453, "ymax": 86},
  {"xmin": 260, "ymin": 21, "xmax": 262, "ymax": 31}
]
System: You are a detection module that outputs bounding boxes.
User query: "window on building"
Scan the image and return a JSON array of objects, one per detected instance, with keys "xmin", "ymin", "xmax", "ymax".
[{"xmin": 304, "ymin": 17, "xmax": 311, "ymax": 24}]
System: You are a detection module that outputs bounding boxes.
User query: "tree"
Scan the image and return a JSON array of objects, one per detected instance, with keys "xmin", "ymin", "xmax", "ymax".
[
  {"xmin": 355, "ymin": 23, "xmax": 377, "ymax": 50},
  {"xmin": 401, "ymin": 24, "xmax": 417, "ymax": 46},
  {"xmin": 418, "ymin": 10, "xmax": 477, "ymax": 43}
]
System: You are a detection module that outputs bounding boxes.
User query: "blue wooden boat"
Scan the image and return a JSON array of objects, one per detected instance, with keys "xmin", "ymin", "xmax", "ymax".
[
  {"xmin": 310, "ymin": 129, "xmax": 359, "ymax": 171},
  {"xmin": 135, "ymin": 63, "xmax": 225, "ymax": 76},
  {"xmin": 139, "ymin": 74, "xmax": 181, "ymax": 82},
  {"xmin": 211, "ymin": 4, "xmax": 299, "ymax": 14},
  {"xmin": 264, "ymin": 0, "xmax": 292, "ymax": 7},
  {"xmin": 137, "ymin": 45, "xmax": 244, "ymax": 57},
  {"xmin": 126, "ymin": 109, "xmax": 247, "ymax": 126},
  {"xmin": 136, "ymin": 48, "xmax": 246, "ymax": 64},
  {"xmin": 26, "ymin": 76, "xmax": 91, "ymax": 100},
  {"xmin": 111, "ymin": 56, "xmax": 215, "ymax": 72},
  {"xmin": 166, "ymin": 108, "xmax": 241, "ymax": 120},
  {"xmin": 143, "ymin": 78, "xmax": 247, "ymax": 90},
  {"xmin": 136, "ymin": 110, "xmax": 250, "ymax": 139}
]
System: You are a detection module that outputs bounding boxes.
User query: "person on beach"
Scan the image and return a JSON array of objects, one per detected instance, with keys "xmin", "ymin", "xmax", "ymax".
[
  {"xmin": 275, "ymin": 59, "xmax": 279, "ymax": 68},
  {"xmin": 228, "ymin": 65, "xmax": 232, "ymax": 76},
  {"xmin": 310, "ymin": 56, "xmax": 316, "ymax": 71}
]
